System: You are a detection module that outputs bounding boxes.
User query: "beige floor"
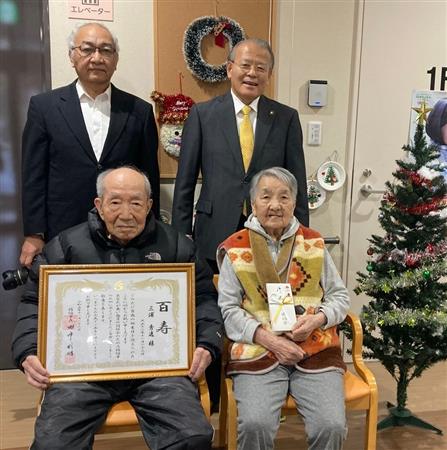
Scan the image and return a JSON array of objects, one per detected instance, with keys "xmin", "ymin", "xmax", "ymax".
[{"xmin": 1, "ymin": 361, "xmax": 446, "ymax": 450}]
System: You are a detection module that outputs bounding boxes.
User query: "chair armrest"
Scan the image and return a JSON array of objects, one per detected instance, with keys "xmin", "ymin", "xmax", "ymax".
[
  {"xmin": 198, "ymin": 376, "xmax": 211, "ymax": 420},
  {"xmin": 344, "ymin": 311, "xmax": 377, "ymax": 391}
]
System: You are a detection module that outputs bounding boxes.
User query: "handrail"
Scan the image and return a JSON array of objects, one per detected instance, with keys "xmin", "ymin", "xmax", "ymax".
[{"xmin": 323, "ymin": 236, "xmax": 340, "ymax": 245}]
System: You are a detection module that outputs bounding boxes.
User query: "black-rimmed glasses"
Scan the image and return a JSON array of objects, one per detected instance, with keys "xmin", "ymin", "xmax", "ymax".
[{"xmin": 72, "ymin": 45, "xmax": 116, "ymax": 59}]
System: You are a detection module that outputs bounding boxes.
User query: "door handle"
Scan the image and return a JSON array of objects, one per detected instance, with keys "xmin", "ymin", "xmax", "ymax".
[{"xmin": 360, "ymin": 184, "xmax": 386, "ymax": 195}]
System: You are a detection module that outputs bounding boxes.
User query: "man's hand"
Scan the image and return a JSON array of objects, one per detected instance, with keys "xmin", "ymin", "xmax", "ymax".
[
  {"xmin": 286, "ymin": 312, "xmax": 327, "ymax": 342},
  {"xmin": 20, "ymin": 235, "xmax": 44, "ymax": 268},
  {"xmin": 254, "ymin": 327, "xmax": 306, "ymax": 365},
  {"xmin": 188, "ymin": 347, "xmax": 212, "ymax": 382},
  {"xmin": 22, "ymin": 355, "xmax": 50, "ymax": 390}
]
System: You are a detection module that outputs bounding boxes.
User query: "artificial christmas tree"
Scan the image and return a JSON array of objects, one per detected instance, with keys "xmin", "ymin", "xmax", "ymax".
[{"xmin": 353, "ymin": 123, "xmax": 447, "ymax": 434}]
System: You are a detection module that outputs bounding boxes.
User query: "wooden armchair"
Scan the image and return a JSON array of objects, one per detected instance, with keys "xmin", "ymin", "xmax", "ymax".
[{"xmin": 217, "ymin": 312, "xmax": 378, "ymax": 450}]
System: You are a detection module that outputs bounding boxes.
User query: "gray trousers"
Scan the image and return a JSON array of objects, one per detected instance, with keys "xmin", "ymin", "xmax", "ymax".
[
  {"xmin": 233, "ymin": 366, "xmax": 347, "ymax": 450},
  {"xmin": 32, "ymin": 377, "xmax": 213, "ymax": 450}
]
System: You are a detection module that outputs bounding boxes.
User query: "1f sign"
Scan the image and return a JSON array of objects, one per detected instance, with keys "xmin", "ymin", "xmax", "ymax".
[{"xmin": 427, "ymin": 67, "xmax": 447, "ymax": 91}]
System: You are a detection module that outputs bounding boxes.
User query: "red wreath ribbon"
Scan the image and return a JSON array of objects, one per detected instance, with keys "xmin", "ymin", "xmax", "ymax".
[{"xmin": 214, "ymin": 22, "xmax": 231, "ymax": 48}]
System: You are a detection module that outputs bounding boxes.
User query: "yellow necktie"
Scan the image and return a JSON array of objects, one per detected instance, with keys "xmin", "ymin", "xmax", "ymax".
[{"xmin": 240, "ymin": 105, "xmax": 254, "ymax": 172}]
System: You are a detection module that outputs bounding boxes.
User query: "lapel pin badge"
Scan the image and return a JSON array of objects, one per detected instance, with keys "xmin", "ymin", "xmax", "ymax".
[{"xmin": 269, "ymin": 110, "xmax": 275, "ymax": 116}]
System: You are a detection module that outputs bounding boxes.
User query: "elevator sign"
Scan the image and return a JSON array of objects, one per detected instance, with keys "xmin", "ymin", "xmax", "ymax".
[{"xmin": 68, "ymin": 0, "xmax": 113, "ymax": 22}]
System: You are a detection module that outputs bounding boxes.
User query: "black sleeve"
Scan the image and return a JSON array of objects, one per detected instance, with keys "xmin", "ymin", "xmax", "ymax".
[
  {"xmin": 285, "ymin": 109, "xmax": 309, "ymax": 226},
  {"xmin": 178, "ymin": 234, "xmax": 224, "ymax": 360},
  {"xmin": 21, "ymin": 95, "xmax": 50, "ymax": 236},
  {"xmin": 11, "ymin": 237, "xmax": 66, "ymax": 369},
  {"xmin": 171, "ymin": 105, "xmax": 202, "ymax": 235},
  {"xmin": 139, "ymin": 102, "xmax": 160, "ymax": 219}
]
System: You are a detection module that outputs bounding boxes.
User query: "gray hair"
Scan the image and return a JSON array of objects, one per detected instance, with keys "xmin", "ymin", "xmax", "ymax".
[
  {"xmin": 250, "ymin": 167, "xmax": 298, "ymax": 202},
  {"xmin": 228, "ymin": 38, "xmax": 275, "ymax": 69},
  {"xmin": 96, "ymin": 166, "xmax": 151, "ymax": 198},
  {"xmin": 67, "ymin": 22, "xmax": 120, "ymax": 54}
]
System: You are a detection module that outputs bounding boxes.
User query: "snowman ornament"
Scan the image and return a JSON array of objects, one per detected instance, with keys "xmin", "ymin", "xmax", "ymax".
[{"xmin": 151, "ymin": 91, "xmax": 195, "ymax": 158}]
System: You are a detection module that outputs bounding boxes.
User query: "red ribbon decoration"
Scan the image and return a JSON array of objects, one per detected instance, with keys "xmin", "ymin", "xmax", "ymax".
[{"xmin": 214, "ymin": 22, "xmax": 231, "ymax": 48}]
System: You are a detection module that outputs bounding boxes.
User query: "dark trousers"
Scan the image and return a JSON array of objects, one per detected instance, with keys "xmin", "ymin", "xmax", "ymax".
[
  {"xmin": 205, "ymin": 213, "xmax": 247, "ymax": 411},
  {"xmin": 32, "ymin": 377, "xmax": 212, "ymax": 450}
]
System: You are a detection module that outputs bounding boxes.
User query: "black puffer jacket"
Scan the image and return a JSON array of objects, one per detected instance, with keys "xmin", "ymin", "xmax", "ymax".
[{"xmin": 12, "ymin": 209, "xmax": 223, "ymax": 369}]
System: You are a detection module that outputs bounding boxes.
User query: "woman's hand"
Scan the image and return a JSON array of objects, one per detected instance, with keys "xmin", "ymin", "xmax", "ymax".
[
  {"xmin": 286, "ymin": 312, "xmax": 327, "ymax": 342},
  {"xmin": 254, "ymin": 326, "xmax": 306, "ymax": 365}
]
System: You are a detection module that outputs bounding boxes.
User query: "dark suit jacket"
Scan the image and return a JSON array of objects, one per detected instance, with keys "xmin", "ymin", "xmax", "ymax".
[
  {"xmin": 172, "ymin": 92, "xmax": 309, "ymax": 261},
  {"xmin": 21, "ymin": 81, "xmax": 159, "ymax": 241}
]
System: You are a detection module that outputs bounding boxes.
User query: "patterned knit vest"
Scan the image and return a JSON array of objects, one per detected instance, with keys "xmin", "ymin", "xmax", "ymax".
[{"xmin": 219, "ymin": 225, "xmax": 346, "ymax": 374}]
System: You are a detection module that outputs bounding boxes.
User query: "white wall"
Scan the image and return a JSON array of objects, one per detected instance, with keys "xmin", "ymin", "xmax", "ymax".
[
  {"xmin": 276, "ymin": 0, "xmax": 357, "ymax": 268},
  {"xmin": 48, "ymin": 0, "xmax": 154, "ymax": 101}
]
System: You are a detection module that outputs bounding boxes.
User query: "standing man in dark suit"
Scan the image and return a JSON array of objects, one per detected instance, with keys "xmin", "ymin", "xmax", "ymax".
[
  {"xmin": 172, "ymin": 38, "xmax": 308, "ymax": 273},
  {"xmin": 20, "ymin": 22, "xmax": 159, "ymax": 268}
]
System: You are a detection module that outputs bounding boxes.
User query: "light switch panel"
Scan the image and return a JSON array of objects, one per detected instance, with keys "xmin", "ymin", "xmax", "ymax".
[{"xmin": 307, "ymin": 121, "xmax": 322, "ymax": 146}]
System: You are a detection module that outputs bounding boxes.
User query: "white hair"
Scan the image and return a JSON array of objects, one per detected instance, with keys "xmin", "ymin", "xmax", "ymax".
[
  {"xmin": 250, "ymin": 167, "xmax": 298, "ymax": 202},
  {"xmin": 96, "ymin": 166, "xmax": 151, "ymax": 198},
  {"xmin": 67, "ymin": 22, "xmax": 120, "ymax": 54}
]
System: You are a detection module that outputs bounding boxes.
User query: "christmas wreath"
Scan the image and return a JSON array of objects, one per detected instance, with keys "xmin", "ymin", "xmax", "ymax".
[{"xmin": 183, "ymin": 15, "xmax": 245, "ymax": 83}]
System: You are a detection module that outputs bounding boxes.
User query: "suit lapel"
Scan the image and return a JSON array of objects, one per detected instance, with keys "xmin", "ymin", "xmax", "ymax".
[
  {"xmin": 58, "ymin": 81, "xmax": 96, "ymax": 162},
  {"xmin": 249, "ymin": 95, "xmax": 275, "ymax": 175},
  {"xmin": 219, "ymin": 93, "xmax": 245, "ymax": 175},
  {"xmin": 101, "ymin": 85, "xmax": 130, "ymax": 162}
]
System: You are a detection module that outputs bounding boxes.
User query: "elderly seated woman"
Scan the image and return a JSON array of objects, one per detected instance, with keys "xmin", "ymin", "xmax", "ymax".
[{"xmin": 217, "ymin": 167, "xmax": 350, "ymax": 450}]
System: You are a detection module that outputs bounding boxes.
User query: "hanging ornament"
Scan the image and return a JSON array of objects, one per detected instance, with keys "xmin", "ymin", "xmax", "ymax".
[
  {"xmin": 307, "ymin": 179, "xmax": 326, "ymax": 209},
  {"xmin": 405, "ymin": 254, "xmax": 419, "ymax": 268},
  {"xmin": 317, "ymin": 160, "xmax": 346, "ymax": 191},
  {"xmin": 367, "ymin": 247, "xmax": 374, "ymax": 256},
  {"xmin": 366, "ymin": 262, "xmax": 374, "ymax": 272},
  {"xmin": 151, "ymin": 90, "xmax": 195, "ymax": 158},
  {"xmin": 422, "ymin": 270, "xmax": 431, "ymax": 280},
  {"xmin": 183, "ymin": 16, "xmax": 245, "ymax": 83}
]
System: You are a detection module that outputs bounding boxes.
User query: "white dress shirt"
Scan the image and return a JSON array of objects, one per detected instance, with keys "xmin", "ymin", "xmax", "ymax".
[
  {"xmin": 76, "ymin": 81, "xmax": 111, "ymax": 161},
  {"xmin": 231, "ymin": 90, "xmax": 260, "ymax": 137}
]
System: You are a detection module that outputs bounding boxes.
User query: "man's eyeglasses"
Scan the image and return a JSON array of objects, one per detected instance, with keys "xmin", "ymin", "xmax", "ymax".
[
  {"xmin": 72, "ymin": 45, "xmax": 116, "ymax": 59},
  {"xmin": 230, "ymin": 61, "xmax": 270, "ymax": 75}
]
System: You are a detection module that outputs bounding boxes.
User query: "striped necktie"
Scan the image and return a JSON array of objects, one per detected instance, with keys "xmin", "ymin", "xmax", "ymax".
[{"xmin": 240, "ymin": 105, "xmax": 254, "ymax": 172}]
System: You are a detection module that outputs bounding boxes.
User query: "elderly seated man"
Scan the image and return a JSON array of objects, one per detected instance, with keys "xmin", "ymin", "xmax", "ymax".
[
  {"xmin": 217, "ymin": 167, "xmax": 350, "ymax": 450},
  {"xmin": 12, "ymin": 166, "xmax": 223, "ymax": 450}
]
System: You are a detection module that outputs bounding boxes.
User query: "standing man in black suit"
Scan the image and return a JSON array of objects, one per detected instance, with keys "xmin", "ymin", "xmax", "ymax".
[
  {"xmin": 172, "ymin": 38, "xmax": 308, "ymax": 273},
  {"xmin": 20, "ymin": 22, "xmax": 159, "ymax": 268}
]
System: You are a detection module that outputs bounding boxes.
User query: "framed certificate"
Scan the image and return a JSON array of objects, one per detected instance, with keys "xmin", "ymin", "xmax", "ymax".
[{"xmin": 37, "ymin": 263, "xmax": 195, "ymax": 383}]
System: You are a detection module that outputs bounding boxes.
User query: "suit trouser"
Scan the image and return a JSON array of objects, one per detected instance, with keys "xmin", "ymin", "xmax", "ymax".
[
  {"xmin": 31, "ymin": 377, "xmax": 213, "ymax": 450},
  {"xmin": 233, "ymin": 365, "xmax": 347, "ymax": 450},
  {"xmin": 204, "ymin": 213, "xmax": 247, "ymax": 410}
]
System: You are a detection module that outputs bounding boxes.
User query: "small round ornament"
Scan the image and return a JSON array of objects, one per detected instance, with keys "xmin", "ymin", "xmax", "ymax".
[
  {"xmin": 307, "ymin": 179, "xmax": 326, "ymax": 209},
  {"xmin": 422, "ymin": 270, "xmax": 431, "ymax": 280},
  {"xmin": 317, "ymin": 161, "xmax": 346, "ymax": 191},
  {"xmin": 366, "ymin": 262, "xmax": 374, "ymax": 272}
]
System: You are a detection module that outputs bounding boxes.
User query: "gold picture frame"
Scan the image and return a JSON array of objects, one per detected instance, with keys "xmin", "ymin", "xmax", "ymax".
[{"xmin": 37, "ymin": 263, "xmax": 195, "ymax": 383}]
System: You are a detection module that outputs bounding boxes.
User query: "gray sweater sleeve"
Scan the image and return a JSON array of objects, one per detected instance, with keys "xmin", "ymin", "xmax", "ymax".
[
  {"xmin": 218, "ymin": 254, "xmax": 261, "ymax": 344},
  {"xmin": 319, "ymin": 248, "xmax": 350, "ymax": 328}
]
